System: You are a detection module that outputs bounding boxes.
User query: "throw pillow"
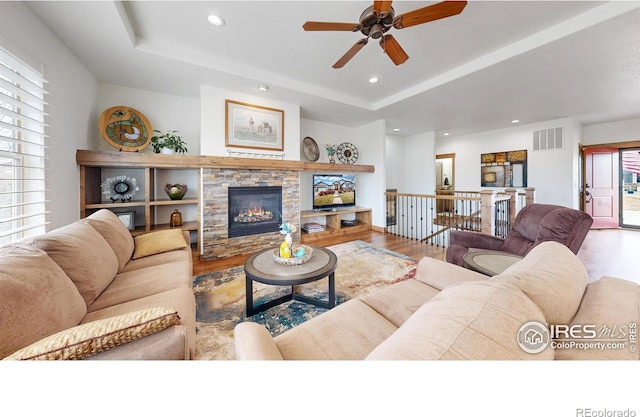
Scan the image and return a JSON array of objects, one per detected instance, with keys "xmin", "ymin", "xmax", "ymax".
[
  {"xmin": 3, "ymin": 307, "xmax": 180, "ymax": 360},
  {"xmin": 490, "ymin": 241, "xmax": 587, "ymax": 325},
  {"xmin": 0, "ymin": 244, "xmax": 87, "ymax": 359},
  {"xmin": 30, "ymin": 221, "xmax": 119, "ymax": 307},
  {"xmin": 132, "ymin": 229, "xmax": 188, "ymax": 259}
]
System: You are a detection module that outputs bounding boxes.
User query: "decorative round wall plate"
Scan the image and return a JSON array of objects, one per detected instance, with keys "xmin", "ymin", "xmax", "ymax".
[
  {"xmin": 336, "ymin": 142, "xmax": 359, "ymax": 164},
  {"xmin": 101, "ymin": 175, "xmax": 140, "ymax": 202},
  {"xmin": 98, "ymin": 106, "xmax": 152, "ymax": 152},
  {"xmin": 302, "ymin": 136, "xmax": 320, "ymax": 162}
]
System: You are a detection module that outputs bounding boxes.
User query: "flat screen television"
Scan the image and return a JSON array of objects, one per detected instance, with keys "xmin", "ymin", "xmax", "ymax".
[{"xmin": 312, "ymin": 174, "xmax": 356, "ymax": 211}]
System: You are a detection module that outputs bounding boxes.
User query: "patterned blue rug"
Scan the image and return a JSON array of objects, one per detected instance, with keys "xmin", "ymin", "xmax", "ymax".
[{"xmin": 192, "ymin": 240, "xmax": 417, "ymax": 360}]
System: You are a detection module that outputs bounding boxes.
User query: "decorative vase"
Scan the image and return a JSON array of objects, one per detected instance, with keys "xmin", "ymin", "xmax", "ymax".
[
  {"xmin": 164, "ymin": 183, "xmax": 188, "ymax": 200},
  {"xmin": 285, "ymin": 233, "xmax": 293, "ymax": 248},
  {"xmin": 169, "ymin": 209, "xmax": 183, "ymax": 227},
  {"xmin": 328, "ymin": 153, "xmax": 335, "ymax": 164},
  {"xmin": 161, "ymin": 147, "xmax": 175, "ymax": 155}
]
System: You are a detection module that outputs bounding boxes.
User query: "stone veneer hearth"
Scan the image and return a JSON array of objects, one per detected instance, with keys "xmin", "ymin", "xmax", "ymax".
[{"xmin": 202, "ymin": 168, "xmax": 300, "ymax": 260}]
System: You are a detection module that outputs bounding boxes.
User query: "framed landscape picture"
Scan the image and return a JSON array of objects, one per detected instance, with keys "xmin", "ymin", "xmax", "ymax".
[{"xmin": 225, "ymin": 99, "xmax": 284, "ymax": 151}]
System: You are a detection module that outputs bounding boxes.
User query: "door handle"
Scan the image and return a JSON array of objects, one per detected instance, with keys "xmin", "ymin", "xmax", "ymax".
[{"xmin": 582, "ymin": 183, "xmax": 592, "ymax": 203}]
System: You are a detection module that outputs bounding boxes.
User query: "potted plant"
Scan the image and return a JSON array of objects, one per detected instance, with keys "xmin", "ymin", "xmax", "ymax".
[{"xmin": 150, "ymin": 130, "xmax": 188, "ymax": 154}]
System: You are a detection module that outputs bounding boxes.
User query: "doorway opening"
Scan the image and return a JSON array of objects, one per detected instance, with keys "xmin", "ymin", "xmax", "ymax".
[{"xmin": 621, "ymin": 148, "xmax": 640, "ymax": 228}]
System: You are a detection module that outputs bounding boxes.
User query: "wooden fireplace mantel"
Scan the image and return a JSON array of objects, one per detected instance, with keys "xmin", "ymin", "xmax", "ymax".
[{"xmin": 76, "ymin": 150, "xmax": 375, "ymax": 172}]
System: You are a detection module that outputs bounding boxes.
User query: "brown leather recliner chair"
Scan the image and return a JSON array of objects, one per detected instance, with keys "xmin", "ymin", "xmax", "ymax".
[{"xmin": 445, "ymin": 203, "xmax": 594, "ymax": 267}]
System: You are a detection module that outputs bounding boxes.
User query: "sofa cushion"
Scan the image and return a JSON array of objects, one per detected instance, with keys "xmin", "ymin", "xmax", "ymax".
[
  {"xmin": 491, "ymin": 241, "xmax": 587, "ymax": 325},
  {"xmin": 87, "ymin": 261, "xmax": 193, "ymax": 312},
  {"xmin": 366, "ymin": 280, "xmax": 554, "ymax": 360},
  {"xmin": 132, "ymin": 229, "xmax": 188, "ymax": 259},
  {"xmin": 84, "ymin": 209, "xmax": 135, "ymax": 272},
  {"xmin": 555, "ymin": 276, "xmax": 640, "ymax": 360},
  {"xmin": 3, "ymin": 307, "xmax": 180, "ymax": 360},
  {"xmin": 274, "ymin": 299, "xmax": 399, "ymax": 360},
  {"xmin": 30, "ymin": 221, "xmax": 119, "ymax": 307},
  {"xmin": 359, "ymin": 279, "xmax": 441, "ymax": 328},
  {"xmin": 0, "ymin": 244, "xmax": 87, "ymax": 359}
]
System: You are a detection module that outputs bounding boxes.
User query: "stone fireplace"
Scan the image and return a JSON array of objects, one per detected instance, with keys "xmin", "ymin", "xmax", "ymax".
[
  {"xmin": 202, "ymin": 168, "xmax": 299, "ymax": 260},
  {"xmin": 227, "ymin": 186, "xmax": 282, "ymax": 238}
]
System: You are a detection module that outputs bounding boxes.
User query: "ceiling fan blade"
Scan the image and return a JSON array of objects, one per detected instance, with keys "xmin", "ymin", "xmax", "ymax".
[
  {"xmin": 333, "ymin": 38, "xmax": 368, "ymax": 69},
  {"xmin": 373, "ymin": 1, "xmax": 393, "ymax": 16},
  {"xmin": 303, "ymin": 21, "xmax": 361, "ymax": 32},
  {"xmin": 393, "ymin": 1, "xmax": 467, "ymax": 29},
  {"xmin": 380, "ymin": 34, "xmax": 409, "ymax": 66}
]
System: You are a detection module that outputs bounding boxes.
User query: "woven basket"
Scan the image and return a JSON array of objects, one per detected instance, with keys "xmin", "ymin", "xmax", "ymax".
[{"xmin": 273, "ymin": 245, "xmax": 313, "ymax": 266}]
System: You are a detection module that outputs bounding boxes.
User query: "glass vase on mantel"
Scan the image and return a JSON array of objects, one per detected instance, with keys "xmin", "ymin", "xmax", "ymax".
[{"xmin": 325, "ymin": 144, "xmax": 337, "ymax": 164}]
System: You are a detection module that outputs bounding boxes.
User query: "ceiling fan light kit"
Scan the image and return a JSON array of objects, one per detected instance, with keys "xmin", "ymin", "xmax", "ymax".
[{"xmin": 303, "ymin": 0, "xmax": 467, "ymax": 68}]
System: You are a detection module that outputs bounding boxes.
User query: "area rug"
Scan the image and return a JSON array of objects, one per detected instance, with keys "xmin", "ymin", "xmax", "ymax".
[{"xmin": 192, "ymin": 240, "xmax": 417, "ymax": 360}]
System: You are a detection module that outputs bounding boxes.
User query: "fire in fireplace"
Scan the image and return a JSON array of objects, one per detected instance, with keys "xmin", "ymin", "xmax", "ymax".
[{"xmin": 228, "ymin": 186, "xmax": 282, "ymax": 238}]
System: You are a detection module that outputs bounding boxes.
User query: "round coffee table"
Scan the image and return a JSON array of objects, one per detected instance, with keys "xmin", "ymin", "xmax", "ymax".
[
  {"xmin": 463, "ymin": 251, "xmax": 523, "ymax": 276},
  {"xmin": 244, "ymin": 245, "xmax": 337, "ymax": 317}
]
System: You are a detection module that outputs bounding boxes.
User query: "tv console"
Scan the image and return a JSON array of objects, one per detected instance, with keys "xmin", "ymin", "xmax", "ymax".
[{"xmin": 300, "ymin": 206, "xmax": 372, "ymax": 244}]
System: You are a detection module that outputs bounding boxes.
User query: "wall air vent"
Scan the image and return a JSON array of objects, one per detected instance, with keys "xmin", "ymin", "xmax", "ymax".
[{"xmin": 533, "ymin": 127, "xmax": 563, "ymax": 151}]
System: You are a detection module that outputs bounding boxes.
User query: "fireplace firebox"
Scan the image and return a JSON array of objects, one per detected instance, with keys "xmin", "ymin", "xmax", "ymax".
[{"xmin": 228, "ymin": 186, "xmax": 283, "ymax": 238}]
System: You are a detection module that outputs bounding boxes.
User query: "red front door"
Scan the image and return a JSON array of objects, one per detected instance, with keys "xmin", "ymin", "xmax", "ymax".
[{"xmin": 585, "ymin": 147, "xmax": 619, "ymax": 228}]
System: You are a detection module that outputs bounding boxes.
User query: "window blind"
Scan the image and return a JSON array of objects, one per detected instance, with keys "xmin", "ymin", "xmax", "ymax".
[{"xmin": 0, "ymin": 44, "xmax": 49, "ymax": 245}]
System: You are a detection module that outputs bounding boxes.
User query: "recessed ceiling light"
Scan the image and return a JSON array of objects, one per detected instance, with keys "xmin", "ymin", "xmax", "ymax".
[
  {"xmin": 512, "ymin": 119, "xmax": 520, "ymax": 124},
  {"xmin": 444, "ymin": 132, "xmax": 450, "ymax": 136},
  {"xmin": 258, "ymin": 85, "xmax": 269, "ymax": 92},
  {"xmin": 392, "ymin": 128, "xmax": 400, "ymax": 132},
  {"xmin": 369, "ymin": 77, "xmax": 379, "ymax": 83},
  {"xmin": 207, "ymin": 14, "xmax": 225, "ymax": 26}
]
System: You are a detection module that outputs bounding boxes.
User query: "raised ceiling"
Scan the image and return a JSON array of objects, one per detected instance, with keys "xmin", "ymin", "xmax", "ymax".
[{"xmin": 27, "ymin": 1, "xmax": 640, "ymax": 137}]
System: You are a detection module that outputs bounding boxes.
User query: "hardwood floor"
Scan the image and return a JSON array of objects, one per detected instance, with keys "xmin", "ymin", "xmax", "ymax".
[
  {"xmin": 577, "ymin": 228, "xmax": 640, "ymax": 284},
  {"xmin": 193, "ymin": 228, "xmax": 640, "ymax": 284},
  {"xmin": 192, "ymin": 230, "xmax": 446, "ymax": 276}
]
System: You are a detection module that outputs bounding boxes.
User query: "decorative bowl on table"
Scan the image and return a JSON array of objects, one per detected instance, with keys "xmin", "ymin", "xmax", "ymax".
[
  {"xmin": 164, "ymin": 183, "xmax": 188, "ymax": 200},
  {"xmin": 273, "ymin": 245, "xmax": 313, "ymax": 266}
]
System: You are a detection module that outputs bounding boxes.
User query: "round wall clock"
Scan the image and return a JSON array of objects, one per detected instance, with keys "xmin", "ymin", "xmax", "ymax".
[
  {"xmin": 302, "ymin": 136, "xmax": 320, "ymax": 162},
  {"xmin": 98, "ymin": 106, "xmax": 152, "ymax": 152},
  {"xmin": 336, "ymin": 142, "xmax": 359, "ymax": 164}
]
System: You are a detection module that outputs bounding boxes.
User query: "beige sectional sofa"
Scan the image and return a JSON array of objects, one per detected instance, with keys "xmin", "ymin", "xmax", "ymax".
[
  {"xmin": 0, "ymin": 209, "xmax": 195, "ymax": 360},
  {"xmin": 235, "ymin": 241, "xmax": 639, "ymax": 360}
]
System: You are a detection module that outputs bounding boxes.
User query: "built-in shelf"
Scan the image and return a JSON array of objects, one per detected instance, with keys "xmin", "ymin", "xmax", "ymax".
[
  {"xmin": 300, "ymin": 206, "xmax": 372, "ymax": 243},
  {"xmin": 76, "ymin": 150, "xmax": 375, "ymax": 172},
  {"xmin": 77, "ymin": 150, "xmax": 201, "ymax": 246},
  {"xmin": 76, "ymin": 150, "xmax": 376, "ymax": 252}
]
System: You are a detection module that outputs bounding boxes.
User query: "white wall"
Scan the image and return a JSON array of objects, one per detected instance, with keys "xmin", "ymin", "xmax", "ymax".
[
  {"xmin": 96, "ymin": 83, "xmax": 201, "ymax": 155},
  {"xmin": 0, "ymin": 2, "xmax": 98, "ymax": 229},
  {"xmin": 582, "ymin": 117, "xmax": 640, "ymax": 145},
  {"xmin": 402, "ymin": 131, "xmax": 437, "ymax": 195},
  {"xmin": 385, "ymin": 134, "xmax": 405, "ymax": 191},
  {"xmin": 200, "ymin": 85, "xmax": 300, "ymax": 159},
  {"xmin": 354, "ymin": 119, "xmax": 386, "ymax": 227},
  {"xmin": 436, "ymin": 117, "xmax": 581, "ymax": 208}
]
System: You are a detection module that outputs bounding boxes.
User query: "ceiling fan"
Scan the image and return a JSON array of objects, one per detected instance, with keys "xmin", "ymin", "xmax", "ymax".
[{"xmin": 303, "ymin": 1, "xmax": 467, "ymax": 68}]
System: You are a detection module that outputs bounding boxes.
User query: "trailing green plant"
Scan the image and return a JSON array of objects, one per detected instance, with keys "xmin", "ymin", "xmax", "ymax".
[{"xmin": 150, "ymin": 130, "xmax": 188, "ymax": 154}]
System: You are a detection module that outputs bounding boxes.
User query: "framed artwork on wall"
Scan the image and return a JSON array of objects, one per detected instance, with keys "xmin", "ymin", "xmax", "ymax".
[
  {"xmin": 225, "ymin": 99, "xmax": 284, "ymax": 151},
  {"xmin": 116, "ymin": 211, "xmax": 135, "ymax": 231},
  {"xmin": 480, "ymin": 149, "xmax": 528, "ymax": 187}
]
